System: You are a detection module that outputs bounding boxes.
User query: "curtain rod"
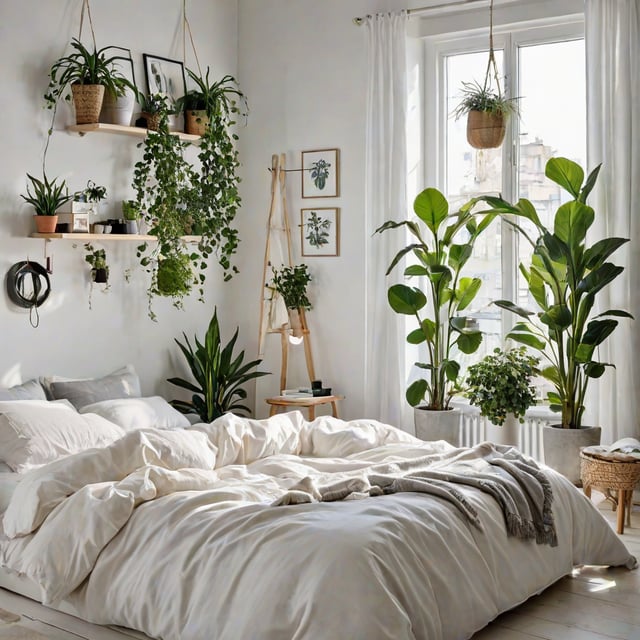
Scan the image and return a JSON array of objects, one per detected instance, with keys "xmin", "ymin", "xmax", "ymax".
[{"xmin": 353, "ymin": 0, "xmax": 491, "ymax": 25}]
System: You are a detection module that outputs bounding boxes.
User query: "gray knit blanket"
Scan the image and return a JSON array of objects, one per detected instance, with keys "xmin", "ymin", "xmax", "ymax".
[{"xmin": 273, "ymin": 442, "xmax": 558, "ymax": 547}]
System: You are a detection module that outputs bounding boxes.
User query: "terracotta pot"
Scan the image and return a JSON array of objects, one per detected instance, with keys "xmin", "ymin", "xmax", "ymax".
[
  {"xmin": 185, "ymin": 110, "xmax": 209, "ymax": 136},
  {"xmin": 33, "ymin": 215, "xmax": 58, "ymax": 234},
  {"xmin": 466, "ymin": 110, "xmax": 506, "ymax": 149},
  {"xmin": 71, "ymin": 84, "xmax": 105, "ymax": 125}
]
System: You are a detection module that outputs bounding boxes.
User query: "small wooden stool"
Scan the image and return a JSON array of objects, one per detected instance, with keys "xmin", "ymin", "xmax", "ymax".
[
  {"xmin": 580, "ymin": 450, "xmax": 640, "ymax": 534},
  {"xmin": 266, "ymin": 395, "xmax": 344, "ymax": 421}
]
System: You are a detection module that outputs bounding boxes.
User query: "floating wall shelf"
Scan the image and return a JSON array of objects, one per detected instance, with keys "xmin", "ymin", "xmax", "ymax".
[
  {"xmin": 31, "ymin": 233, "xmax": 201, "ymax": 243},
  {"xmin": 66, "ymin": 123, "xmax": 201, "ymax": 143}
]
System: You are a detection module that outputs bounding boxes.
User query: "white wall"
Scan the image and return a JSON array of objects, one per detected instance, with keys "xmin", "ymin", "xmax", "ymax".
[{"xmin": 0, "ymin": 0, "xmax": 239, "ymax": 395}]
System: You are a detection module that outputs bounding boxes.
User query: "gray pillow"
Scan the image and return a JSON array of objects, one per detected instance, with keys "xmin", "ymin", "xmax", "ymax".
[
  {"xmin": 49, "ymin": 369, "xmax": 142, "ymax": 410},
  {"xmin": 0, "ymin": 379, "xmax": 47, "ymax": 401}
]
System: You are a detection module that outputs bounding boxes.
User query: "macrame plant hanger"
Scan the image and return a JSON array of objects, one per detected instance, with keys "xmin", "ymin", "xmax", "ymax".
[{"xmin": 258, "ymin": 154, "xmax": 316, "ymax": 393}]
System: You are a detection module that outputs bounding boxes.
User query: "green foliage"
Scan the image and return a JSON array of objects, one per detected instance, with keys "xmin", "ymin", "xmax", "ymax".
[
  {"xmin": 376, "ymin": 187, "xmax": 496, "ymax": 410},
  {"xmin": 21, "ymin": 173, "xmax": 73, "ymax": 216},
  {"xmin": 121, "ymin": 200, "xmax": 140, "ymax": 221},
  {"xmin": 140, "ymin": 93, "xmax": 177, "ymax": 115},
  {"xmin": 269, "ymin": 264, "xmax": 312, "ymax": 310},
  {"xmin": 465, "ymin": 347, "xmax": 539, "ymax": 426},
  {"xmin": 132, "ymin": 75, "xmax": 244, "ymax": 320},
  {"xmin": 452, "ymin": 80, "xmax": 519, "ymax": 119},
  {"xmin": 480, "ymin": 157, "xmax": 632, "ymax": 428},
  {"xmin": 175, "ymin": 67, "xmax": 247, "ymax": 121},
  {"xmin": 156, "ymin": 252, "xmax": 193, "ymax": 298},
  {"xmin": 75, "ymin": 180, "xmax": 107, "ymax": 203},
  {"xmin": 44, "ymin": 38, "xmax": 136, "ymax": 109},
  {"xmin": 168, "ymin": 308, "xmax": 270, "ymax": 422}
]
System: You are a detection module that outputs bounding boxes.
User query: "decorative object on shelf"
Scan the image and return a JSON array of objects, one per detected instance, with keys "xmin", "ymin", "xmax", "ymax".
[
  {"xmin": 376, "ymin": 187, "xmax": 495, "ymax": 444},
  {"xmin": 481, "ymin": 156, "xmax": 632, "ymax": 482},
  {"xmin": 301, "ymin": 148, "xmax": 340, "ymax": 198},
  {"xmin": 121, "ymin": 200, "xmax": 140, "ymax": 234},
  {"xmin": 301, "ymin": 208, "xmax": 340, "ymax": 257},
  {"xmin": 451, "ymin": 0, "xmax": 518, "ymax": 149},
  {"xmin": 21, "ymin": 173, "xmax": 74, "ymax": 234},
  {"xmin": 45, "ymin": 39, "xmax": 137, "ymax": 126},
  {"xmin": 465, "ymin": 347, "xmax": 539, "ymax": 446},
  {"xmin": 99, "ymin": 47, "xmax": 138, "ymax": 126},
  {"xmin": 70, "ymin": 212, "xmax": 90, "ymax": 233},
  {"xmin": 167, "ymin": 307, "xmax": 269, "ymax": 423},
  {"xmin": 69, "ymin": 179, "xmax": 107, "ymax": 220}
]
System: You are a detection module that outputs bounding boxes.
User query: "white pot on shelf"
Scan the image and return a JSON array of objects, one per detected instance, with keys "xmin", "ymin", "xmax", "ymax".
[{"xmin": 100, "ymin": 88, "xmax": 135, "ymax": 126}]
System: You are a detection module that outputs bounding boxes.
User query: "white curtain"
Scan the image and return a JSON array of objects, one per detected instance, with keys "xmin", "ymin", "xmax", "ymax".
[
  {"xmin": 363, "ymin": 12, "xmax": 412, "ymax": 430},
  {"xmin": 585, "ymin": 0, "xmax": 640, "ymax": 441}
]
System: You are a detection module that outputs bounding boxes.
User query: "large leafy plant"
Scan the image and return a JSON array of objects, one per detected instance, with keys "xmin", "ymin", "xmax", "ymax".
[
  {"xmin": 268, "ymin": 264, "xmax": 312, "ymax": 310},
  {"xmin": 481, "ymin": 157, "xmax": 632, "ymax": 429},
  {"xmin": 376, "ymin": 188, "xmax": 496, "ymax": 411},
  {"xmin": 168, "ymin": 308, "xmax": 269, "ymax": 422}
]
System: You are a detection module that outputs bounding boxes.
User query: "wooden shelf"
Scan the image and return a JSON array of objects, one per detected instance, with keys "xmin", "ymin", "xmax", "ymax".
[
  {"xmin": 66, "ymin": 123, "xmax": 201, "ymax": 143},
  {"xmin": 31, "ymin": 233, "xmax": 201, "ymax": 243}
]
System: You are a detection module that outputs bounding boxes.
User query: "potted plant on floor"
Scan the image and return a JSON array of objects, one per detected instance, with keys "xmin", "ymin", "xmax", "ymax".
[
  {"xmin": 45, "ymin": 38, "xmax": 137, "ymax": 125},
  {"xmin": 168, "ymin": 307, "xmax": 270, "ymax": 422},
  {"xmin": 465, "ymin": 347, "xmax": 539, "ymax": 446},
  {"xmin": 21, "ymin": 173, "xmax": 74, "ymax": 233},
  {"xmin": 481, "ymin": 157, "xmax": 633, "ymax": 482},
  {"xmin": 376, "ymin": 188, "xmax": 496, "ymax": 445},
  {"xmin": 268, "ymin": 264, "xmax": 312, "ymax": 338}
]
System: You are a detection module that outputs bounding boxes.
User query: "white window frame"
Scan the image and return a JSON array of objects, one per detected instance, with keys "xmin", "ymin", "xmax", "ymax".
[{"xmin": 422, "ymin": 15, "xmax": 585, "ymax": 342}]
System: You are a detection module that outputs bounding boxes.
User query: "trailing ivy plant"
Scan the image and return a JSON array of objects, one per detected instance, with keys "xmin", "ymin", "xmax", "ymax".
[{"xmin": 132, "ymin": 75, "xmax": 246, "ymax": 320}]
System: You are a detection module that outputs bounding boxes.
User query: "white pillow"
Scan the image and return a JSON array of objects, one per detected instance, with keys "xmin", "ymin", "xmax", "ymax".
[
  {"xmin": 40, "ymin": 365, "xmax": 141, "ymax": 404},
  {"xmin": 0, "ymin": 399, "xmax": 75, "ymax": 413},
  {"xmin": 0, "ymin": 404, "xmax": 125, "ymax": 472},
  {"xmin": 80, "ymin": 396, "xmax": 190, "ymax": 431},
  {"xmin": 0, "ymin": 380, "xmax": 47, "ymax": 402}
]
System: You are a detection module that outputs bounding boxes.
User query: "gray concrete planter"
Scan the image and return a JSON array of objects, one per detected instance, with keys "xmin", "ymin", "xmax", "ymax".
[
  {"xmin": 542, "ymin": 425, "xmax": 602, "ymax": 485},
  {"xmin": 485, "ymin": 413, "xmax": 520, "ymax": 447},
  {"xmin": 414, "ymin": 407, "xmax": 461, "ymax": 447}
]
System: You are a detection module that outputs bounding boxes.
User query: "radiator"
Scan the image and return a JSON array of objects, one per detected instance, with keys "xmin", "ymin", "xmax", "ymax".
[{"xmin": 456, "ymin": 404, "xmax": 556, "ymax": 462}]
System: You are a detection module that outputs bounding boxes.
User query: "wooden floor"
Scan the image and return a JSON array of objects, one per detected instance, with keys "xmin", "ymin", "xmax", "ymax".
[{"xmin": 0, "ymin": 494, "xmax": 637, "ymax": 640}]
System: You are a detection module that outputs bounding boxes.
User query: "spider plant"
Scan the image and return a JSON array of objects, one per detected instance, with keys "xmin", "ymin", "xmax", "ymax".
[{"xmin": 452, "ymin": 79, "xmax": 519, "ymax": 119}]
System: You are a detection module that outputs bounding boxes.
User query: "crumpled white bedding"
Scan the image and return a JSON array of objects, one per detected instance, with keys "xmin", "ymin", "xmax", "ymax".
[{"xmin": 0, "ymin": 412, "xmax": 635, "ymax": 640}]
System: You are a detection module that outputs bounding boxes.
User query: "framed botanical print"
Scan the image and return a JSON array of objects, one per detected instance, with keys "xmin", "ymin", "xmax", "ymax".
[
  {"xmin": 301, "ymin": 208, "xmax": 340, "ymax": 257},
  {"xmin": 301, "ymin": 148, "xmax": 340, "ymax": 198}
]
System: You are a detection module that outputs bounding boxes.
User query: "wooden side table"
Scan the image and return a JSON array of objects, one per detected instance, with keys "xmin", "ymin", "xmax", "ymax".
[
  {"xmin": 580, "ymin": 450, "xmax": 640, "ymax": 534},
  {"xmin": 265, "ymin": 395, "xmax": 344, "ymax": 421}
]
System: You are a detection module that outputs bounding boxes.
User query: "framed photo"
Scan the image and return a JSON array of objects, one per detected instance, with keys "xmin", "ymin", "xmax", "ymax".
[
  {"xmin": 72, "ymin": 213, "xmax": 90, "ymax": 233},
  {"xmin": 143, "ymin": 54, "xmax": 186, "ymax": 108},
  {"xmin": 301, "ymin": 208, "xmax": 340, "ymax": 257},
  {"xmin": 301, "ymin": 148, "xmax": 340, "ymax": 198}
]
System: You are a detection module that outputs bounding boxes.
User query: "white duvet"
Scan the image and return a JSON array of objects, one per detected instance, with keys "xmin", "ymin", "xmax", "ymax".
[{"xmin": 0, "ymin": 412, "xmax": 635, "ymax": 640}]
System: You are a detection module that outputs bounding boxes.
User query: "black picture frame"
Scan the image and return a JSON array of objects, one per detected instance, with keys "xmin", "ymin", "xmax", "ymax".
[{"xmin": 143, "ymin": 54, "xmax": 186, "ymax": 107}]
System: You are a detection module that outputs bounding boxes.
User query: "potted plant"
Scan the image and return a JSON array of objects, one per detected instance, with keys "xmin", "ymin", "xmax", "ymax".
[
  {"xmin": 84, "ymin": 243, "xmax": 109, "ymax": 284},
  {"xmin": 465, "ymin": 347, "xmax": 539, "ymax": 446},
  {"xmin": 99, "ymin": 47, "xmax": 139, "ymax": 126},
  {"xmin": 268, "ymin": 264, "xmax": 312, "ymax": 338},
  {"xmin": 122, "ymin": 200, "xmax": 140, "ymax": 234},
  {"xmin": 45, "ymin": 38, "xmax": 136, "ymax": 125},
  {"xmin": 376, "ymin": 187, "xmax": 495, "ymax": 445},
  {"xmin": 481, "ymin": 157, "xmax": 632, "ymax": 482},
  {"xmin": 451, "ymin": 0, "xmax": 518, "ymax": 149},
  {"xmin": 138, "ymin": 93, "xmax": 175, "ymax": 131},
  {"xmin": 175, "ymin": 67, "xmax": 247, "ymax": 136},
  {"xmin": 21, "ymin": 173, "xmax": 74, "ymax": 233},
  {"xmin": 168, "ymin": 307, "xmax": 270, "ymax": 422}
]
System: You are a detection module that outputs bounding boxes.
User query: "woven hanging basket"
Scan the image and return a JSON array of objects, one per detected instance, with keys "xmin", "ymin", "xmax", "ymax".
[
  {"xmin": 71, "ymin": 84, "xmax": 105, "ymax": 125},
  {"xmin": 466, "ymin": 110, "xmax": 506, "ymax": 149},
  {"xmin": 185, "ymin": 110, "xmax": 209, "ymax": 136}
]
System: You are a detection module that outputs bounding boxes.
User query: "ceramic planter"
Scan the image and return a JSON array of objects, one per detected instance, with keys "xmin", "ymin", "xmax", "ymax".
[
  {"xmin": 100, "ymin": 88, "xmax": 135, "ymax": 126},
  {"xmin": 485, "ymin": 413, "xmax": 520, "ymax": 447},
  {"xmin": 414, "ymin": 407, "xmax": 462, "ymax": 447},
  {"xmin": 33, "ymin": 215, "xmax": 58, "ymax": 234},
  {"xmin": 542, "ymin": 425, "xmax": 602, "ymax": 485}
]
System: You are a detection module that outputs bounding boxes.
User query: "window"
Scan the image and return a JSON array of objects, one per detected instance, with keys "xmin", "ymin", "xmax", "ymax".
[{"xmin": 423, "ymin": 19, "xmax": 585, "ymax": 385}]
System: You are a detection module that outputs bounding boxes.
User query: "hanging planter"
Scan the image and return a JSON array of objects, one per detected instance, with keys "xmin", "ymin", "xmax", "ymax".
[{"xmin": 452, "ymin": 0, "xmax": 518, "ymax": 149}]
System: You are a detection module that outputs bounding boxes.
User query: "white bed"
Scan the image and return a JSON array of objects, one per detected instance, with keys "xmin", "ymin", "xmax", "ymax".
[{"xmin": 0, "ymin": 411, "xmax": 635, "ymax": 640}]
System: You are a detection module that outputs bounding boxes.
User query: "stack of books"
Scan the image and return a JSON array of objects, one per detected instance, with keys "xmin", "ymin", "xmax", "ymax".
[{"xmin": 280, "ymin": 388, "xmax": 313, "ymax": 398}]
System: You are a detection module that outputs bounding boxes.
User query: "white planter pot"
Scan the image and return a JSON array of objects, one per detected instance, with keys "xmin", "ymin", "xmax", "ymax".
[
  {"xmin": 542, "ymin": 425, "xmax": 602, "ymax": 485},
  {"xmin": 414, "ymin": 407, "xmax": 461, "ymax": 447},
  {"xmin": 485, "ymin": 413, "xmax": 520, "ymax": 447},
  {"xmin": 100, "ymin": 89, "xmax": 135, "ymax": 126}
]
